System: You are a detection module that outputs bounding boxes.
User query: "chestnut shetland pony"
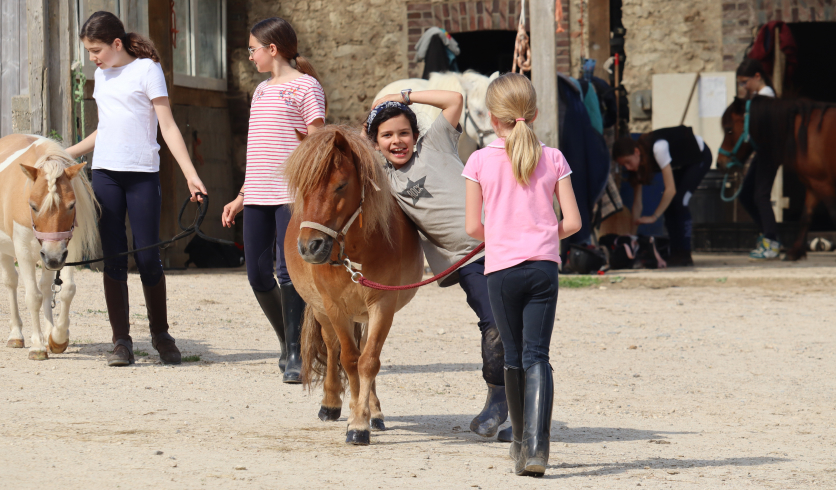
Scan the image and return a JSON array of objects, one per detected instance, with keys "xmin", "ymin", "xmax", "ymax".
[
  {"xmin": 719, "ymin": 96, "xmax": 836, "ymax": 260},
  {"xmin": 283, "ymin": 126, "xmax": 423, "ymax": 445},
  {"xmin": 0, "ymin": 134, "xmax": 99, "ymax": 360}
]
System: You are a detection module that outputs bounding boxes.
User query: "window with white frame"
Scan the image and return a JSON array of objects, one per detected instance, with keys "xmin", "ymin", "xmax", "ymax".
[{"xmin": 172, "ymin": 0, "xmax": 227, "ymax": 91}]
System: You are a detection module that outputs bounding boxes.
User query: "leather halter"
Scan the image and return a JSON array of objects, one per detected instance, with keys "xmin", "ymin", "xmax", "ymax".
[
  {"xmin": 718, "ymin": 99, "xmax": 758, "ymax": 168},
  {"xmin": 463, "ymin": 94, "xmax": 495, "ymax": 149},
  {"xmin": 299, "ymin": 179, "xmax": 380, "ymax": 268},
  {"xmin": 30, "ymin": 210, "xmax": 76, "ymax": 243}
]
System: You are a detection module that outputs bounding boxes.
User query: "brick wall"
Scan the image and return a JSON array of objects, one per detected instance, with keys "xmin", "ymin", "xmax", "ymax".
[
  {"xmin": 406, "ymin": 1, "xmax": 571, "ymax": 77},
  {"xmin": 722, "ymin": 0, "xmax": 836, "ymax": 71}
]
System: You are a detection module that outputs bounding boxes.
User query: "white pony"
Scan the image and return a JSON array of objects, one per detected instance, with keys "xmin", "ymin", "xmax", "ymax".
[
  {"xmin": 375, "ymin": 70, "xmax": 499, "ymax": 161},
  {"xmin": 0, "ymin": 134, "xmax": 99, "ymax": 360}
]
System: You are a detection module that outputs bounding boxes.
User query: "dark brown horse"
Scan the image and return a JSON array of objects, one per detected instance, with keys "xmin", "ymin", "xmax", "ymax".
[
  {"xmin": 718, "ymin": 96, "xmax": 836, "ymax": 260},
  {"xmin": 282, "ymin": 125, "xmax": 423, "ymax": 445}
]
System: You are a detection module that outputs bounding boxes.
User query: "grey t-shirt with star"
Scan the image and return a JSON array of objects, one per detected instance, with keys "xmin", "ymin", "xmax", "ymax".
[{"xmin": 383, "ymin": 114, "xmax": 485, "ymax": 287}]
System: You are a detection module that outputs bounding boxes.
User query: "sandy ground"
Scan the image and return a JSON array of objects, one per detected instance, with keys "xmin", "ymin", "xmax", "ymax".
[{"xmin": 1, "ymin": 253, "xmax": 836, "ymax": 489}]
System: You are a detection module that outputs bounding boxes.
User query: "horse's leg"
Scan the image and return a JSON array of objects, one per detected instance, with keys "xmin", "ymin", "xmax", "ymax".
[
  {"xmin": 49, "ymin": 266, "xmax": 75, "ymax": 354},
  {"xmin": 369, "ymin": 379, "xmax": 385, "ymax": 431},
  {"xmin": 786, "ymin": 189, "xmax": 818, "ymax": 261},
  {"xmin": 15, "ymin": 250, "xmax": 48, "ymax": 360},
  {"xmin": 1, "ymin": 253, "xmax": 25, "ymax": 348},
  {"xmin": 332, "ymin": 317, "xmax": 364, "ymax": 444},
  {"xmin": 38, "ymin": 266, "xmax": 57, "ymax": 350},
  {"xmin": 316, "ymin": 313, "xmax": 343, "ymax": 421},
  {"xmin": 359, "ymin": 326, "xmax": 385, "ymax": 431},
  {"xmin": 353, "ymin": 301, "xmax": 397, "ymax": 443}
]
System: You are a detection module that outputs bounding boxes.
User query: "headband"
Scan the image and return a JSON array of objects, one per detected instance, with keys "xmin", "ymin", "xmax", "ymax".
[{"xmin": 365, "ymin": 101, "xmax": 411, "ymax": 134}]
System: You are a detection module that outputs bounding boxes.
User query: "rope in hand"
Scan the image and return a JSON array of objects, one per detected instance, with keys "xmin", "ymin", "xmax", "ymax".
[
  {"xmin": 512, "ymin": 0, "xmax": 531, "ymax": 73},
  {"xmin": 349, "ymin": 243, "xmax": 485, "ymax": 291},
  {"xmin": 51, "ymin": 193, "xmax": 234, "ymax": 307}
]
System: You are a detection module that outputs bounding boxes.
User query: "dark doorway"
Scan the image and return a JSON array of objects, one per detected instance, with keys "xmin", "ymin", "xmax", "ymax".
[
  {"xmin": 786, "ymin": 22, "xmax": 836, "ymax": 103},
  {"xmin": 451, "ymin": 30, "xmax": 518, "ymax": 76}
]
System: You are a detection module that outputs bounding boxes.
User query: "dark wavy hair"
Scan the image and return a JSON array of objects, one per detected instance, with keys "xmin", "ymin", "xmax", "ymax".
[
  {"xmin": 613, "ymin": 135, "xmax": 656, "ymax": 186},
  {"xmin": 736, "ymin": 58, "xmax": 773, "ymax": 87},
  {"xmin": 366, "ymin": 106, "xmax": 420, "ymax": 143},
  {"xmin": 80, "ymin": 11, "xmax": 160, "ymax": 62}
]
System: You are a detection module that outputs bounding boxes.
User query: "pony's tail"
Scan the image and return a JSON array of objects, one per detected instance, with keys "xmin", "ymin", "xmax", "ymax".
[
  {"xmin": 301, "ymin": 304, "xmax": 328, "ymax": 390},
  {"xmin": 124, "ymin": 32, "xmax": 160, "ymax": 62},
  {"xmin": 295, "ymin": 55, "xmax": 327, "ymax": 114}
]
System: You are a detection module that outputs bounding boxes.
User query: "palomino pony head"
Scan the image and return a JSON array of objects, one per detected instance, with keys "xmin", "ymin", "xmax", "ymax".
[
  {"xmin": 283, "ymin": 125, "xmax": 393, "ymax": 265},
  {"xmin": 19, "ymin": 141, "xmax": 99, "ymax": 270}
]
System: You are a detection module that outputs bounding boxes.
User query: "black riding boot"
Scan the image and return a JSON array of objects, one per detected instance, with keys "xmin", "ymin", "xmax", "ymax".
[
  {"xmin": 103, "ymin": 274, "xmax": 134, "ymax": 367},
  {"xmin": 504, "ymin": 366, "xmax": 525, "ymax": 466},
  {"xmin": 253, "ymin": 286, "xmax": 287, "ymax": 372},
  {"xmin": 471, "ymin": 326, "xmax": 508, "ymax": 438},
  {"xmin": 520, "ymin": 362, "xmax": 554, "ymax": 477},
  {"xmin": 143, "ymin": 274, "xmax": 181, "ymax": 365},
  {"xmin": 280, "ymin": 282, "xmax": 305, "ymax": 384}
]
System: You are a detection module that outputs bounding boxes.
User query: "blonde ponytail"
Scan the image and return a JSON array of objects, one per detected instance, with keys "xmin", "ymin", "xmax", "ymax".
[{"xmin": 485, "ymin": 73, "xmax": 541, "ymax": 186}]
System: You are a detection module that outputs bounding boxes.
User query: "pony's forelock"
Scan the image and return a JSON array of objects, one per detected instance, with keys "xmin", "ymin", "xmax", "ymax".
[{"xmin": 282, "ymin": 126, "xmax": 394, "ymax": 244}]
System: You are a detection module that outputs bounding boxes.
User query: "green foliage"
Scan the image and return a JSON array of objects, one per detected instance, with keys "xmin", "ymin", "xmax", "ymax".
[
  {"xmin": 559, "ymin": 276, "xmax": 601, "ymax": 288},
  {"xmin": 182, "ymin": 355, "xmax": 201, "ymax": 363},
  {"xmin": 47, "ymin": 130, "xmax": 63, "ymax": 142}
]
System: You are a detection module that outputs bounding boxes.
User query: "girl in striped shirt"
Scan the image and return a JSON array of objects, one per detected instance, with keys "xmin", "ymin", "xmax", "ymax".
[{"xmin": 221, "ymin": 17, "xmax": 326, "ymax": 383}]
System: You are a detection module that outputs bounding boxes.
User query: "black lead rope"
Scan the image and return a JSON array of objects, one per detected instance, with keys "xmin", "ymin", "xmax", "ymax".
[{"xmin": 51, "ymin": 192, "xmax": 234, "ymax": 308}]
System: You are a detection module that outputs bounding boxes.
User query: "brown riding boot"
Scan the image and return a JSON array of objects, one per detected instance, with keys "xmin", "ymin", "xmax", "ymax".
[
  {"xmin": 103, "ymin": 274, "xmax": 134, "ymax": 366},
  {"xmin": 143, "ymin": 274, "xmax": 181, "ymax": 365}
]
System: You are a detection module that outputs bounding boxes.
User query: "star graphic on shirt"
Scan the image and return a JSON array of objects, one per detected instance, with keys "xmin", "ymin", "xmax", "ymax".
[{"xmin": 399, "ymin": 176, "xmax": 433, "ymax": 205}]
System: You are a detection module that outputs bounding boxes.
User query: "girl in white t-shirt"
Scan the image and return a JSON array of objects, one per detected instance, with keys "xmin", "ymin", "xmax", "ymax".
[
  {"xmin": 66, "ymin": 11, "xmax": 206, "ymax": 367},
  {"xmin": 220, "ymin": 17, "xmax": 326, "ymax": 383}
]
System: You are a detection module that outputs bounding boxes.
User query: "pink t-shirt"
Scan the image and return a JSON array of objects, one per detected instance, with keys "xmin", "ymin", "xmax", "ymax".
[
  {"xmin": 244, "ymin": 74, "xmax": 326, "ymax": 205},
  {"xmin": 462, "ymin": 140, "xmax": 572, "ymax": 274}
]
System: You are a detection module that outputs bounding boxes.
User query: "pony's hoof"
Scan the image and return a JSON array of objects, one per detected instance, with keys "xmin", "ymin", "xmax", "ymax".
[
  {"xmin": 319, "ymin": 406, "xmax": 341, "ymax": 421},
  {"xmin": 345, "ymin": 429, "xmax": 370, "ymax": 445},
  {"xmin": 28, "ymin": 350, "xmax": 48, "ymax": 361},
  {"xmin": 7, "ymin": 339, "xmax": 25, "ymax": 348},
  {"xmin": 370, "ymin": 418, "xmax": 386, "ymax": 431},
  {"xmin": 48, "ymin": 334, "xmax": 69, "ymax": 354}
]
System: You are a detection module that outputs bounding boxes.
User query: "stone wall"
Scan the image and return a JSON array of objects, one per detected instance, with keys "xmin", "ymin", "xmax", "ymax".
[
  {"xmin": 620, "ymin": 0, "xmax": 724, "ymax": 132},
  {"xmin": 232, "ymin": 0, "xmax": 408, "ymax": 124}
]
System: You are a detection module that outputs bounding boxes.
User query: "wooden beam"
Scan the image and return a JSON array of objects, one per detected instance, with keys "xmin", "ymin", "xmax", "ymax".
[
  {"xmin": 587, "ymin": 0, "xmax": 610, "ymax": 79},
  {"xmin": 530, "ymin": 0, "xmax": 559, "ymax": 148},
  {"xmin": 26, "ymin": 0, "xmax": 47, "ymax": 135}
]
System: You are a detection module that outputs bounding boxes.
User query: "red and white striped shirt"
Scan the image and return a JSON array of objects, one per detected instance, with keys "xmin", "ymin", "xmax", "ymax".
[{"xmin": 244, "ymin": 74, "xmax": 326, "ymax": 205}]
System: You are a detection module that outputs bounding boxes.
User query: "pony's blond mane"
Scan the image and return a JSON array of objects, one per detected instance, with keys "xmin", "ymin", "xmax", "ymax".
[
  {"xmin": 32, "ymin": 138, "xmax": 100, "ymax": 262},
  {"xmin": 283, "ymin": 125, "xmax": 394, "ymax": 244}
]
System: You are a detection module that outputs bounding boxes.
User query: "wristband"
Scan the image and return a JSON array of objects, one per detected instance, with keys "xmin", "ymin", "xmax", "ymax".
[{"xmin": 401, "ymin": 88, "xmax": 412, "ymax": 105}]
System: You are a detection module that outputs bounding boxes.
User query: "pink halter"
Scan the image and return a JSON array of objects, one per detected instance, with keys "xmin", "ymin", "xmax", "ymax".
[{"xmin": 30, "ymin": 211, "xmax": 76, "ymax": 243}]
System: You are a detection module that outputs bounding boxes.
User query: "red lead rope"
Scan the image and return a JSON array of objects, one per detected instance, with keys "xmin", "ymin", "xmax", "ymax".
[{"xmin": 356, "ymin": 243, "xmax": 485, "ymax": 291}]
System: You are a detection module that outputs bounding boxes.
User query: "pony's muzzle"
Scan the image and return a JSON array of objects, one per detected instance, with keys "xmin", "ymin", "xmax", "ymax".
[
  {"xmin": 40, "ymin": 246, "xmax": 68, "ymax": 271},
  {"xmin": 298, "ymin": 233, "xmax": 334, "ymax": 264}
]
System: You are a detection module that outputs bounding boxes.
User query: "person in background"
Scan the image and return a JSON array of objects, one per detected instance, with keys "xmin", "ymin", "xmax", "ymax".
[
  {"xmin": 612, "ymin": 125, "xmax": 712, "ymax": 267},
  {"xmin": 736, "ymin": 58, "xmax": 781, "ymax": 260}
]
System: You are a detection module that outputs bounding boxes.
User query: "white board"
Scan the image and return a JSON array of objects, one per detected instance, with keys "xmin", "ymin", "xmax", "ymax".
[{"xmin": 652, "ymin": 71, "xmax": 736, "ymax": 168}]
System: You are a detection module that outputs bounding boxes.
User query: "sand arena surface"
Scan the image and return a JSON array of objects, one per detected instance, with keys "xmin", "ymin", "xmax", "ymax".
[{"xmin": 1, "ymin": 254, "xmax": 835, "ymax": 489}]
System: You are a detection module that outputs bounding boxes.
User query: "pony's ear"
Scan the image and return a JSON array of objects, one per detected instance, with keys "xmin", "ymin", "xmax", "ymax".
[
  {"xmin": 19, "ymin": 164, "xmax": 39, "ymax": 182},
  {"xmin": 333, "ymin": 130, "xmax": 352, "ymax": 158},
  {"xmin": 64, "ymin": 162, "xmax": 87, "ymax": 180},
  {"xmin": 489, "ymin": 71, "xmax": 500, "ymax": 81},
  {"xmin": 294, "ymin": 129, "xmax": 307, "ymax": 142}
]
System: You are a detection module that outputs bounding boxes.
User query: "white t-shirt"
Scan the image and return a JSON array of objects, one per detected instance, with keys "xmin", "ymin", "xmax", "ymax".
[
  {"xmin": 652, "ymin": 135, "xmax": 705, "ymax": 170},
  {"xmin": 92, "ymin": 58, "xmax": 168, "ymax": 172},
  {"xmin": 758, "ymin": 86, "xmax": 776, "ymax": 97}
]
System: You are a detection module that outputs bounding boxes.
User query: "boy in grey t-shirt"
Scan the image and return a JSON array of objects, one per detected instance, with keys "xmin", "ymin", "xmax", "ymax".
[{"xmin": 365, "ymin": 91, "xmax": 511, "ymax": 441}]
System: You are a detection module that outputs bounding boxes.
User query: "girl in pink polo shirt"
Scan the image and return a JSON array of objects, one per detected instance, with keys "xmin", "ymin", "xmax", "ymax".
[{"xmin": 463, "ymin": 73, "xmax": 581, "ymax": 477}]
